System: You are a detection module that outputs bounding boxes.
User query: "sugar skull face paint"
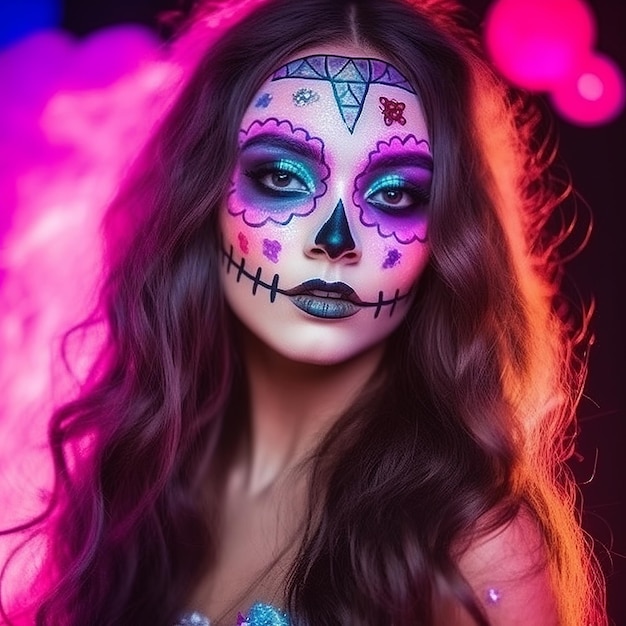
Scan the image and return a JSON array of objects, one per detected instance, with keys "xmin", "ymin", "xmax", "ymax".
[
  {"xmin": 272, "ymin": 54, "xmax": 416, "ymax": 133},
  {"xmin": 220, "ymin": 46, "xmax": 432, "ymax": 365}
]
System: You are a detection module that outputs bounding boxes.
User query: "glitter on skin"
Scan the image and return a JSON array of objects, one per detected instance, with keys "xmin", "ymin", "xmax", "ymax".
[
  {"xmin": 293, "ymin": 87, "xmax": 320, "ymax": 106},
  {"xmin": 382, "ymin": 248, "xmax": 401, "ymax": 268},
  {"xmin": 238, "ymin": 231, "xmax": 250, "ymax": 253},
  {"xmin": 262, "ymin": 238, "xmax": 282, "ymax": 263},
  {"xmin": 487, "ymin": 588, "xmax": 502, "ymax": 604}
]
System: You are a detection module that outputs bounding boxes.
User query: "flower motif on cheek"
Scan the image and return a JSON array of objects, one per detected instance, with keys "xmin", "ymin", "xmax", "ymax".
[
  {"xmin": 262, "ymin": 238, "xmax": 282, "ymax": 263},
  {"xmin": 227, "ymin": 118, "xmax": 330, "ymax": 228},
  {"xmin": 353, "ymin": 134, "xmax": 431, "ymax": 244},
  {"xmin": 238, "ymin": 232, "xmax": 250, "ymax": 254},
  {"xmin": 382, "ymin": 248, "xmax": 402, "ymax": 269}
]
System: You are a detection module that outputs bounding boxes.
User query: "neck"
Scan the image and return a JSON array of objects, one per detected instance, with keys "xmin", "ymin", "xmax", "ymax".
[{"xmin": 233, "ymin": 327, "xmax": 384, "ymax": 496}]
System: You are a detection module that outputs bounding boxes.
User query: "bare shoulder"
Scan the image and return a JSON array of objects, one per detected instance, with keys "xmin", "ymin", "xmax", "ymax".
[{"xmin": 450, "ymin": 509, "xmax": 560, "ymax": 625}]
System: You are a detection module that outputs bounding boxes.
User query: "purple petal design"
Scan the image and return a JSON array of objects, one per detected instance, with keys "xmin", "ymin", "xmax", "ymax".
[
  {"xmin": 228, "ymin": 118, "xmax": 329, "ymax": 227},
  {"xmin": 353, "ymin": 134, "xmax": 431, "ymax": 244}
]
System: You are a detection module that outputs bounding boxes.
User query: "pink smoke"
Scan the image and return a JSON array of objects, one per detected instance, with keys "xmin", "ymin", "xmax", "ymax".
[{"xmin": 0, "ymin": 24, "xmax": 178, "ymax": 606}]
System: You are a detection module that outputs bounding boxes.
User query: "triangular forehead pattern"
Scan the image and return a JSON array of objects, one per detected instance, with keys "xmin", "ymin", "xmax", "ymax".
[{"xmin": 271, "ymin": 55, "xmax": 416, "ymax": 133}]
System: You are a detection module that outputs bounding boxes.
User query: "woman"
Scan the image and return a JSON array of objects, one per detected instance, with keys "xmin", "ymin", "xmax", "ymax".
[{"xmin": 0, "ymin": 0, "xmax": 606, "ymax": 624}]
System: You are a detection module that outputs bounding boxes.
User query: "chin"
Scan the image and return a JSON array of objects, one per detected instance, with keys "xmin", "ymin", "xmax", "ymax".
[{"xmin": 258, "ymin": 329, "xmax": 386, "ymax": 367}]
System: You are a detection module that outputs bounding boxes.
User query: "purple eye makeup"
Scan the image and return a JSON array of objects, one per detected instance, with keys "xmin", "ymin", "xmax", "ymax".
[
  {"xmin": 353, "ymin": 134, "xmax": 432, "ymax": 244},
  {"xmin": 228, "ymin": 118, "xmax": 330, "ymax": 227}
]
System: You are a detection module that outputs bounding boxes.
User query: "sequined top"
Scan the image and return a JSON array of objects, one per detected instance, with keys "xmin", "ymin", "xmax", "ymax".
[
  {"xmin": 175, "ymin": 602, "xmax": 290, "ymax": 626},
  {"xmin": 175, "ymin": 587, "xmax": 502, "ymax": 624}
]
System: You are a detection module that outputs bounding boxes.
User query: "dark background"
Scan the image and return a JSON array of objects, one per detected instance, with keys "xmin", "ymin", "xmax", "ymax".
[{"xmin": 60, "ymin": 0, "xmax": 626, "ymax": 622}]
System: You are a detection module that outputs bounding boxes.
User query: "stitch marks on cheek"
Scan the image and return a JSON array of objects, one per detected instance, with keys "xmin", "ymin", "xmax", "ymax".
[
  {"xmin": 262, "ymin": 238, "xmax": 282, "ymax": 263},
  {"xmin": 221, "ymin": 242, "xmax": 412, "ymax": 318},
  {"xmin": 382, "ymin": 249, "xmax": 401, "ymax": 269}
]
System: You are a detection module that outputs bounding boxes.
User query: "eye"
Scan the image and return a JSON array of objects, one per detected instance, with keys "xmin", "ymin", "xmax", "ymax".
[
  {"xmin": 245, "ymin": 159, "xmax": 314, "ymax": 197},
  {"xmin": 365, "ymin": 175, "xmax": 430, "ymax": 214}
]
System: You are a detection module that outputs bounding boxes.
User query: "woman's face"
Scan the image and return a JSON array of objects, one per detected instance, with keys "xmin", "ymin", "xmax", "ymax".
[{"xmin": 219, "ymin": 47, "xmax": 432, "ymax": 365}]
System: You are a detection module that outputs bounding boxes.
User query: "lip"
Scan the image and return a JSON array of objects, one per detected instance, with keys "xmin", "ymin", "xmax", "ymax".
[{"xmin": 283, "ymin": 279, "xmax": 363, "ymax": 319}]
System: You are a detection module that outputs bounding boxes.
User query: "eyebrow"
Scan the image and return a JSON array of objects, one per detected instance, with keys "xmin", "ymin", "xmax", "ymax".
[
  {"xmin": 240, "ymin": 132, "xmax": 322, "ymax": 162},
  {"xmin": 370, "ymin": 152, "xmax": 434, "ymax": 172}
]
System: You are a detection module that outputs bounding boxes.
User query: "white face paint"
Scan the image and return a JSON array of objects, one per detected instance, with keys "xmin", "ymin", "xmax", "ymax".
[{"xmin": 219, "ymin": 48, "xmax": 433, "ymax": 365}]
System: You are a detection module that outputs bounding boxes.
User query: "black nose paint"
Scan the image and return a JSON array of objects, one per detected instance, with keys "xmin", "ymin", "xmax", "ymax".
[{"xmin": 314, "ymin": 200, "xmax": 356, "ymax": 259}]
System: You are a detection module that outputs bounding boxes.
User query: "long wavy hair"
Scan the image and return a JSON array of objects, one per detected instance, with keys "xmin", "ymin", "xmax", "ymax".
[{"xmin": 0, "ymin": 0, "xmax": 606, "ymax": 624}]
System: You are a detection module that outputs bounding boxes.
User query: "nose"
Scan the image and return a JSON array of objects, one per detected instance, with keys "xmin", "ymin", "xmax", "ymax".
[{"xmin": 306, "ymin": 200, "xmax": 361, "ymax": 262}]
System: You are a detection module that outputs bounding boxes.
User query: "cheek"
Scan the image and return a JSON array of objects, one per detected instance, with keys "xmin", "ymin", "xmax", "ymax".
[
  {"xmin": 221, "ymin": 208, "xmax": 294, "ymax": 266},
  {"xmin": 374, "ymin": 239, "xmax": 429, "ymax": 287}
]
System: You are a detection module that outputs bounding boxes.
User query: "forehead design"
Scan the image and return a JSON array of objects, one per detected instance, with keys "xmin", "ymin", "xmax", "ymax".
[{"xmin": 271, "ymin": 55, "xmax": 416, "ymax": 133}]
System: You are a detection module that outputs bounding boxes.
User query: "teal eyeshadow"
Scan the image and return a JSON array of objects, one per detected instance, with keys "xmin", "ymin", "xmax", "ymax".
[
  {"xmin": 366, "ymin": 174, "xmax": 407, "ymax": 196},
  {"xmin": 272, "ymin": 158, "xmax": 316, "ymax": 191}
]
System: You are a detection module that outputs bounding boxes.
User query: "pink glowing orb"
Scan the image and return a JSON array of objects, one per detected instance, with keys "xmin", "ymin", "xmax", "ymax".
[
  {"xmin": 485, "ymin": 0, "xmax": 596, "ymax": 91},
  {"xmin": 550, "ymin": 53, "xmax": 625, "ymax": 126}
]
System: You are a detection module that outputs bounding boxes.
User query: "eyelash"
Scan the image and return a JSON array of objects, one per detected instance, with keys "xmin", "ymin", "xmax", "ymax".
[
  {"xmin": 244, "ymin": 160, "xmax": 315, "ymax": 197},
  {"xmin": 365, "ymin": 175, "xmax": 430, "ymax": 214}
]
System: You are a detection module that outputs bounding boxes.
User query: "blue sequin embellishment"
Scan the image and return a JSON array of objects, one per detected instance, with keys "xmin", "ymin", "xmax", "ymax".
[
  {"xmin": 243, "ymin": 603, "xmax": 289, "ymax": 626},
  {"xmin": 176, "ymin": 602, "xmax": 289, "ymax": 626}
]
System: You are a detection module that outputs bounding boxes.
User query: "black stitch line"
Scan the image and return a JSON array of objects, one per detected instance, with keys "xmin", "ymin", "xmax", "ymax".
[
  {"xmin": 252, "ymin": 267, "xmax": 262, "ymax": 295},
  {"xmin": 389, "ymin": 289, "xmax": 400, "ymax": 317},
  {"xmin": 270, "ymin": 273, "xmax": 279, "ymax": 303},
  {"xmin": 374, "ymin": 291, "xmax": 384, "ymax": 319},
  {"xmin": 226, "ymin": 245, "xmax": 236, "ymax": 273},
  {"xmin": 221, "ymin": 248, "xmax": 410, "ymax": 312},
  {"xmin": 237, "ymin": 256, "xmax": 245, "ymax": 282}
]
